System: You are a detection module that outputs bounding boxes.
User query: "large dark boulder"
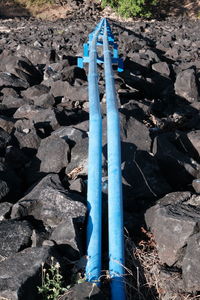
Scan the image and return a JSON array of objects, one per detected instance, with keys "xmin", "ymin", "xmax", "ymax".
[
  {"xmin": 120, "ymin": 116, "xmax": 152, "ymax": 152},
  {"xmin": 13, "ymin": 104, "xmax": 43, "ymax": 119},
  {"xmin": 2, "ymin": 95, "xmax": 26, "ymax": 109},
  {"xmin": 145, "ymin": 192, "xmax": 200, "ymax": 266},
  {"xmin": 16, "ymin": 45, "xmax": 54, "ymax": 65},
  {"xmin": 21, "ymin": 84, "xmax": 55, "ymax": 108},
  {"xmin": 122, "ymin": 150, "xmax": 171, "ymax": 203},
  {"xmin": 14, "ymin": 127, "xmax": 41, "ymax": 157},
  {"xmin": 49, "ymin": 79, "xmax": 88, "ymax": 101},
  {"xmin": 175, "ymin": 68, "xmax": 199, "ymax": 102},
  {"xmin": 0, "ymin": 72, "xmax": 29, "ymax": 89},
  {"xmin": 36, "ymin": 135, "xmax": 70, "ymax": 173},
  {"xmin": 50, "ymin": 218, "xmax": 82, "ymax": 260},
  {"xmin": 0, "ymin": 116, "xmax": 15, "ymax": 134},
  {"xmin": 182, "ymin": 233, "xmax": 200, "ymax": 292},
  {"xmin": 5, "ymin": 145, "xmax": 30, "ymax": 171},
  {"xmin": 14, "ymin": 105, "xmax": 59, "ymax": 131},
  {"xmin": 52, "ymin": 126, "xmax": 88, "ymax": 177},
  {"xmin": 187, "ymin": 130, "xmax": 200, "ymax": 158},
  {"xmin": 0, "ymin": 128, "xmax": 11, "ymax": 155},
  {"xmin": 11, "ymin": 174, "xmax": 87, "ymax": 227},
  {"xmin": 0, "ymin": 246, "xmax": 59, "ymax": 300},
  {"xmin": 0, "ymin": 162, "xmax": 21, "ymax": 203},
  {"xmin": 0, "ymin": 219, "xmax": 33, "ymax": 258},
  {"xmin": 0, "ymin": 55, "xmax": 43, "ymax": 85},
  {"xmin": 21, "ymin": 84, "xmax": 50, "ymax": 98},
  {"xmin": 61, "ymin": 65, "xmax": 87, "ymax": 84},
  {"xmin": 153, "ymin": 132, "xmax": 200, "ymax": 189}
]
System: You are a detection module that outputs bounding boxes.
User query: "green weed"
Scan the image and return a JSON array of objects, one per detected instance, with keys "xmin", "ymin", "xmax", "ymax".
[{"xmin": 38, "ymin": 257, "xmax": 67, "ymax": 300}]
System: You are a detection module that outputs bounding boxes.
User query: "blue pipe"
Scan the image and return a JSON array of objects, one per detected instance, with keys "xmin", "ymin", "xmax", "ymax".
[
  {"xmin": 86, "ymin": 19, "xmax": 104, "ymax": 283},
  {"xmin": 103, "ymin": 19, "xmax": 125, "ymax": 300}
]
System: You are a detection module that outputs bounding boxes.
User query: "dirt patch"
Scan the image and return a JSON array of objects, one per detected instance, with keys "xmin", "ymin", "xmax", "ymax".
[
  {"xmin": 28, "ymin": 4, "xmax": 72, "ymax": 19},
  {"xmin": 157, "ymin": 0, "xmax": 200, "ymax": 18},
  {"xmin": 0, "ymin": 0, "xmax": 30, "ymax": 18},
  {"xmin": 0, "ymin": 0, "xmax": 72, "ymax": 19}
]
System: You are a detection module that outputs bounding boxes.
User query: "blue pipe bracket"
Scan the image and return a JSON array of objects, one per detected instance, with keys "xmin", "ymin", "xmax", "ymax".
[
  {"xmin": 78, "ymin": 19, "xmax": 125, "ymax": 299},
  {"xmin": 78, "ymin": 19, "xmax": 124, "ymax": 73}
]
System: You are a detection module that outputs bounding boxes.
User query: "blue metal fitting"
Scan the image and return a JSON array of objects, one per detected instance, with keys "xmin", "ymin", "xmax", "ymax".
[{"xmin": 78, "ymin": 19, "xmax": 124, "ymax": 72}]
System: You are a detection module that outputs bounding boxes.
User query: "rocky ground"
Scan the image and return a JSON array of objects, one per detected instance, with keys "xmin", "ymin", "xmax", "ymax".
[{"xmin": 0, "ymin": 3, "xmax": 200, "ymax": 300}]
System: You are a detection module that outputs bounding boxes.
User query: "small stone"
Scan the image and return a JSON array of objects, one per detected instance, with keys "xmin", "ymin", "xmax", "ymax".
[
  {"xmin": 0, "ymin": 202, "xmax": 12, "ymax": 221},
  {"xmin": 152, "ymin": 62, "xmax": 171, "ymax": 77},
  {"xmin": 192, "ymin": 179, "xmax": 200, "ymax": 194}
]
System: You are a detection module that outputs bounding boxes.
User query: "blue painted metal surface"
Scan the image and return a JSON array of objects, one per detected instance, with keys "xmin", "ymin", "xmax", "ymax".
[
  {"xmin": 78, "ymin": 19, "xmax": 123, "ymax": 72},
  {"xmin": 103, "ymin": 19, "xmax": 125, "ymax": 300},
  {"xmin": 86, "ymin": 18, "xmax": 104, "ymax": 283},
  {"xmin": 78, "ymin": 18, "xmax": 125, "ymax": 299}
]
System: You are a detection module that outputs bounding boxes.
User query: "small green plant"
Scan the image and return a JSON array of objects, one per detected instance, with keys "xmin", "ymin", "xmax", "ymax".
[
  {"xmin": 101, "ymin": 0, "xmax": 158, "ymax": 17},
  {"xmin": 38, "ymin": 257, "xmax": 67, "ymax": 300}
]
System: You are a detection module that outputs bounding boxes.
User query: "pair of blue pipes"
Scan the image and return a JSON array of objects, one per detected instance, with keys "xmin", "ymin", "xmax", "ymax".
[{"xmin": 79, "ymin": 18, "xmax": 125, "ymax": 299}]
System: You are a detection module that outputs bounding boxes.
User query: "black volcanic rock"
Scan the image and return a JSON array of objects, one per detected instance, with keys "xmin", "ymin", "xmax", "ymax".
[
  {"xmin": 0, "ymin": 72, "xmax": 29, "ymax": 89},
  {"xmin": 16, "ymin": 44, "xmax": 54, "ymax": 65},
  {"xmin": 0, "ymin": 246, "xmax": 60, "ymax": 300},
  {"xmin": 192, "ymin": 179, "xmax": 200, "ymax": 193},
  {"xmin": 51, "ymin": 126, "xmax": 89, "ymax": 176},
  {"xmin": 0, "ymin": 219, "xmax": 33, "ymax": 258},
  {"xmin": 0, "ymin": 116, "xmax": 15, "ymax": 134},
  {"xmin": 49, "ymin": 79, "xmax": 88, "ymax": 101},
  {"xmin": 11, "ymin": 174, "xmax": 87, "ymax": 227},
  {"xmin": 21, "ymin": 84, "xmax": 50, "ymax": 100},
  {"xmin": 14, "ymin": 127, "xmax": 41, "ymax": 157},
  {"xmin": 153, "ymin": 132, "xmax": 200, "ymax": 189},
  {"xmin": 0, "ymin": 128, "xmax": 11, "ymax": 153},
  {"xmin": 36, "ymin": 134, "xmax": 70, "ymax": 173},
  {"xmin": 122, "ymin": 150, "xmax": 171, "ymax": 204},
  {"xmin": 0, "ymin": 55, "xmax": 43, "ymax": 85},
  {"xmin": 21, "ymin": 84, "xmax": 55, "ymax": 108},
  {"xmin": 120, "ymin": 116, "xmax": 152, "ymax": 152},
  {"xmin": 14, "ymin": 105, "xmax": 58, "ymax": 131},
  {"xmin": 145, "ymin": 192, "xmax": 200, "ymax": 266},
  {"xmin": 152, "ymin": 61, "xmax": 171, "ymax": 77},
  {"xmin": 60, "ymin": 282, "xmax": 106, "ymax": 300},
  {"xmin": 0, "ymin": 202, "xmax": 12, "ymax": 221},
  {"xmin": 50, "ymin": 218, "xmax": 82, "ymax": 260},
  {"xmin": 5, "ymin": 145, "xmax": 30, "ymax": 171},
  {"xmin": 61, "ymin": 65, "xmax": 87, "ymax": 84},
  {"xmin": 182, "ymin": 233, "xmax": 200, "ymax": 292},
  {"xmin": 2, "ymin": 95, "xmax": 26, "ymax": 109},
  {"xmin": 175, "ymin": 68, "xmax": 199, "ymax": 102}
]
